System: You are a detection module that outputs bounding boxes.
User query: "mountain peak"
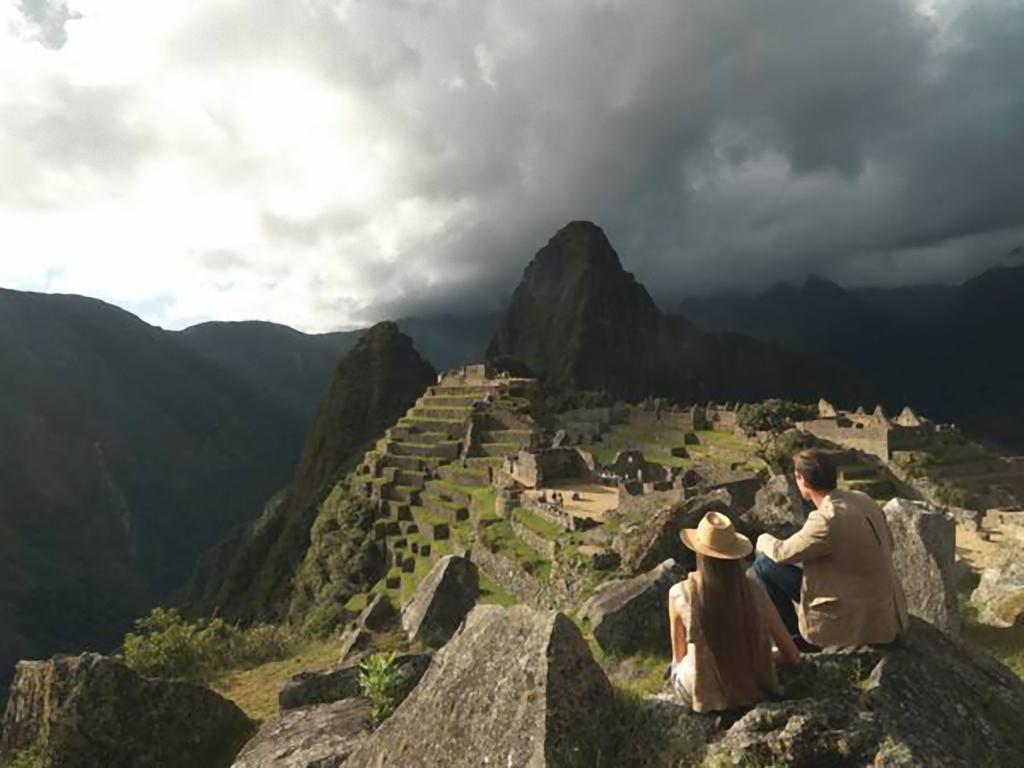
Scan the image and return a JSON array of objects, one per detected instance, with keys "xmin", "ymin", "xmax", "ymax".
[{"xmin": 540, "ymin": 220, "xmax": 624, "ymax": 272}]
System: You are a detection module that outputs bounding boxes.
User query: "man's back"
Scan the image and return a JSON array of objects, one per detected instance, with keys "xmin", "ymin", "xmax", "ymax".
[{"xmin": 767, "ymin": 489, "xmax": 909, "ymax": 646}]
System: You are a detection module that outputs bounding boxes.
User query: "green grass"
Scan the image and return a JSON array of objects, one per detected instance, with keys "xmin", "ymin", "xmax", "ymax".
[
  {"xmin": 513, "ymin": 507, "xmax": 565, "ymax": 541},
  {"xmin": 478, "ymin": 573, "xmax": 519, "ymax": 607},
  {"xmin": 480, "ymin": 519, "xmax": 551, "ymax": 578}
]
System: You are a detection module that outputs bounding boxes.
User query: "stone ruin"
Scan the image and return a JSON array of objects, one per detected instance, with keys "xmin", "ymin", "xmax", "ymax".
[{"xmin": 796, "ymin": 399, "xmax": 936, "ymax": 461}]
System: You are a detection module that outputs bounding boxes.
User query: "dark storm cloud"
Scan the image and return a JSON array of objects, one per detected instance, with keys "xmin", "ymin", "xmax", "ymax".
[
  {"xmin": 328, "ymin": 0, "xmax": 1024, "ymax": 319},
  {"xmin": 17, "ymin": 0, "xmax": 81, "ymax": 49}
]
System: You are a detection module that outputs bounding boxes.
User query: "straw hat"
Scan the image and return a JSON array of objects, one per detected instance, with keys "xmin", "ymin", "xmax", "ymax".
[{"xmin": 680, "ymin": 511, "xmax": 752, "ymax": 560}]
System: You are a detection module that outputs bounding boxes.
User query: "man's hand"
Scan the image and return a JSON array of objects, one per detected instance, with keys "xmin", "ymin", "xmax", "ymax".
[{"xmin": 756, "ymin": 533, "xmax": 777, "ymax": 557}]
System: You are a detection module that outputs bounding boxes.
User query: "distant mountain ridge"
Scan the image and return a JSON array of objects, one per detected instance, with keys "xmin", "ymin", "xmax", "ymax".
[
  {"xmin": 680, "ymin": 264, "xmax": 1024, "ymax": 451},
  {"xmin": 487, "ymin": 221, "xmax": 873, "ymax": 405}
]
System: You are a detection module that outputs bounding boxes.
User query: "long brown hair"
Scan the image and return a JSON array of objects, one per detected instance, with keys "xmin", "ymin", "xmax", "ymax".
[{"xmin": 692, "ymin": 554, "xmax": 773, "ymax": 704}]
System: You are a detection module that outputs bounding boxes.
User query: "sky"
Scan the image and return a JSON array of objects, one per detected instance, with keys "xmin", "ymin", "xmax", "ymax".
[{"xmin": 2, "ymin": 0, "xmax": 1023, "ymax": 332}]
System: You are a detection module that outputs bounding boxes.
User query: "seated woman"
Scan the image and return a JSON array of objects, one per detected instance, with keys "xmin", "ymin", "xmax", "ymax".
[{"xmin": 669, "ymin": 511, "xmax": 801, "ymax": 712}]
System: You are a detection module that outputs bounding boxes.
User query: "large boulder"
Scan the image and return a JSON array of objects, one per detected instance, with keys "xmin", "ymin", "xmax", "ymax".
[
  {"xmin": 346, "ymin": 605, "xmax": 615, "ymax": 767},
  {"xmin": 738, "ymin": 473, "xmax": 808, "ymax": 540},
  {"xmin": 401, "ymin": 555, "xmax": 479, "ymax": 646},
  {"xmin": 580, "ymin": 559, "xmax": 685, "ymax": 655},
  {"xmin": 0, "ymin": 653, "xmax": 253, "ymax": 768},
  {"xmin": 278, "ymin": 653, "xmax": 431, "ymax": 711},
  {"xmin": 615, "ymin": 489, "xmax": 731, "ymax": 573},
  {"xmin": 356, "ymin": 593, "xmax": 398, "ymax": 632},
  {"xmin": 883, "ymin": 498, "xmax": 959, "ymax": 636},
  {"xmin": 706, "ymin": 618, "xmax": 1024, "ymax": 767},
  {"xmin": 232, "ymin": 698, "xmax": 371, "ymax": 768},
  {"xmin": 972, "ymin": 553, "xmax": 1024, "ymax": 628}
]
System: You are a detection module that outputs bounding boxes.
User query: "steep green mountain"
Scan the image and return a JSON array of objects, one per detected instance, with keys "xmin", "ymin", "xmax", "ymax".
[
  {"xmin": 0, "ymin": 289, "xmax": 305, "ymax": 694},
  {"xmin": 486, "ymin": 221, "xmax": 872, "ymax": 405},
  {"xmin": 680, "ymin": 263, "xmax": 1024, "ymax": 451},
  {"xmin": 185, "ymin": 322, "xmax": 436, "ymax": 623}
]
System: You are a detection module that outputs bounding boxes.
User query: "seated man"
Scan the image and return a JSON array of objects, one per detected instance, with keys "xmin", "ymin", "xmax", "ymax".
[{"xmin": 753, "ymin": 449, "xmax": 908, "ymax": 649}]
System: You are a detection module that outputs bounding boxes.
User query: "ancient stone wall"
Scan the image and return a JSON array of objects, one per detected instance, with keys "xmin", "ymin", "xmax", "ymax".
[
  {"xmin": 508, "ymin": 448, "xmax": 594, "ymax": 488},
  {"xmin": 798, "ymin": 417, "xmax": 891, "ymax": 460},
  {"xmin": 510, "ymin": 516, "xmax": 559, "ymax": 559}
]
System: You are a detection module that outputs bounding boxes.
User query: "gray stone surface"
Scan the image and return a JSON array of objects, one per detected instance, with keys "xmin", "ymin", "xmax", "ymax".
[
  {"xmin": 972, "ymin": 553, "xmax": 1024, "ymax": 628},
  {"xmin": 706, "ymin": 618, "xmax": 1024, "ymax": 767},
  {"xmin": 356, "ymin": 593, "xmax": 398, "ymax": 632},
  {"xmin": 346, "ymin": 605, "xmax": 614, "ymax": 768},
  {"xmin": 580, "ymin": 559, "xmax": 685, "ymax": 655},
  {"xmin": 0, "ymin": 653, "xmax": 253, "ymax": 768},
  {"xmin": 614, "ymin": 489, "xmax": 731, "ymax": 573},
  {"xmin": 883, "ymin": 497, "xmax": 959, "ymax": 635},
  {"xmin": 738, "ymin": 473, "xmax": 808, "ymax": 540},
  {"xmin": 232, "ymin": 698, "xmax": 371, "ymax": 768},
  {"xmin": 401, "ymin": 555, "xmax": 480, "ymax": 646},
  {"xmin": 336, "ymin": 625, "xmax": 372, "ymax": 663}
]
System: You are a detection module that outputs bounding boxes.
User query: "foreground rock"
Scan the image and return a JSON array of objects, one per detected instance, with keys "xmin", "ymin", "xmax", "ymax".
[
  {"xmin": 972, "ymin": 553, "xmax": 1024, "ymax": 628},
  {"xmin": 0, "ymin": 653, "xmax": 253, "ymax": 768},
  {"xmin": 615, "ymin": 490, "xmax": 731, "ymax": 573},
  {"xmin": 402, "ymin": 555, "xmax": 479, "ymax": 645},
  {"xmin": 279, "ymin": 653, "xmax": 431, "ymax": 711},
  {"xmin": 738, "ymin": 474, "xmax": 807, "ymax": 540},
  {"xmin": 706, "ymin": 618, "xmax": 1024, "ymax": 767},
  {"xmin": 232, "ymin": 698, "xmax": 371, "ymax": 768},
  {"xmin": 580, "ymin": 559, "xmax": 685, "ymax": 655},
  {"xmin": 347, "ymin": 605, "xmax": 615, "ymax": 767},
  {"xmin": 883, "ymin": 498, "xmax": 959, "ymax": 635}
]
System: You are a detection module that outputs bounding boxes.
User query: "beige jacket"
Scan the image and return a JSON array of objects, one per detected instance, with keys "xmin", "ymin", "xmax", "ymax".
[{"xmin": 763, "ymin": 489, "xmax": 909, "ymax": 647}]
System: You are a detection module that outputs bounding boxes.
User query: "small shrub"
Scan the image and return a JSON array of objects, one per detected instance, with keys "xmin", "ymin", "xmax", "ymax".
[
  {"xmin": 358, "ymin": 652, "xmax": 406, "ymax": 725},
  {"xmin": 122, "ymin": 607, "xmax": 297, "ymax": 682},
  {"xmin": 2, "ymin": 736, "xmax": 52, "ymax": 768},
  {"xmin": 738, "ymin": 400, "xmax": 817, "ymax": 437}
]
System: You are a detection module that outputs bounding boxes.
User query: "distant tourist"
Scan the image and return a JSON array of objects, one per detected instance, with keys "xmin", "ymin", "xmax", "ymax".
[
  {"xmin": 670, "ymin": 512, "xmax": 800, "ymax": 712},
  {"xmin": 571, "ymin": 492, "xmax": 581, "ymax": 501},
  {"xmin": 752, "ymin": 450, "xmax": 908, "ymax": 650}
]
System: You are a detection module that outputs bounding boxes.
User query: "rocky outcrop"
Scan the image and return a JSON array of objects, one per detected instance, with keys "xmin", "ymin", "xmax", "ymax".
[
  {"xmin": 706, "ymin": 618, "xmax": 1024, "ymax": 767},
  {"xmin": 0, "ymin": 653, "xmax": 253, "ymax": 768},
  {"xmin": 972, "ymin": 553, "xmax": 1024, "ymax": 628},
  {"xmin": 615, "ymin": 490, "xmax": 731, "ymax": 573},
  {"xmin": 738, "ymin": 474, "xmax": 808, "ymax": 540},
  {"xmin": 485, "ymin": 220, "xmax": 871, "ymax": 407},
  {"xmin": 580, "ymin": 559, "xmax": 685, "ymax": 655},
  {"xmin": 883, "ymin": 498, "xmax": 959, "ymax": 635},
  {"xmin": 278, "ymin": 653, "xmax": 431, "ymax": 712},
  {"xmin": 356, "ymin": 594, "xmax": 398, "ymax": 632},
  {"xmin": 346, "ymin": 605, "xmax": 615, "ymax": 767},
  {"xmin": 232, "ymin": 698, "xmax": 371, "ymax": 768},
  {"xmin": 402, "ymin": 555, "xmax": 480, "ymax": 646}
]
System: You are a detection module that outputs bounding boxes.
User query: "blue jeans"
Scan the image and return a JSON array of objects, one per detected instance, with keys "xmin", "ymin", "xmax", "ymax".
[{"xmin": 752, "ymin": 551, "xmax": 803, "ymax": 642}]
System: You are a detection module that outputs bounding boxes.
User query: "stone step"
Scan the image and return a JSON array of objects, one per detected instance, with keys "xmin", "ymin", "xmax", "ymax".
[
  {"xmin": 411, "ymin": 507, "xmax": 452, "ymax": 541},
  {"xmin": 420, "ymin": 395, "xmax": 482, "ymax": 408},
  {"xmin": 383, "ymin": 485, "xmax": 421, "ymax": 505},
  {"xmin": 398, "ymin": 417, "xmax": 467, "ymax": 438},
  {"xmin": 466, "ymin": 456, "xmax": 504, "ymax": 469},
  {"xmin": 476, "ymin": 429, "xmax": 533, "ymax": 446},
  {"xmin": 382, "ymin": 454, "xmax": 446, "ymax": 472},
  {"xmin": 388, "ymin": 441, "xmax": 461, "ymax": 460},
  {"xmin": 437, "ymin": 465, "xmax": 491, "ymax": 487},
  {"xmin": 387, "ymin": 426, "xmax": 452, "ymax": 444},
  {"xmin": 380, "ymin": 500, "xmax": 410, "ymax": 519},
  {"xmin": 426, "ymin": 385, "xmax": 497, "ymax": 398},
  {"xmin": 393, "ymin": 469, "xmax": 427, "ymax": 489},
  {"xmin": 409, "ymin": 406, "xmax": 475, "ymax": 421},
  {"xmin": 425, "ymin": 482, "xmax": 474, "ymax": 508},
  {"xmin": 420, "ymin": 492, "xmax": 470, "ymax": 522},
  {"xmin": 471, "ymin": 442, "xmax": 522, "ymax": 458}
]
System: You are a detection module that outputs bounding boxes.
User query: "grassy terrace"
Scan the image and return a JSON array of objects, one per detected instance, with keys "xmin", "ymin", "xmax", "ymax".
[
  {"xmin": 480, "ymin": 518, "xmax": 551, "ymax": 579},
  {"xmin": 513, "ymin": 506, "xmax": 565, "ymax": 541},
  {"xmin": 579, "ymin": 425, "xmax": 765, "ymax": 471}
]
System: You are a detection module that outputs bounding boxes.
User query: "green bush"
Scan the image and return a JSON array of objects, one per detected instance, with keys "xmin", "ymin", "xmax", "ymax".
[
  {"xmin": 358, "ymin": 652, "xmax": 406, "ymax": 725},
  {"xmin": 1, "ymin": 733, "xmax": 53, "ymax": 768},
  {"xmin": 738, "ymin": 400, "xmax": 817, "ymax": 436},
  {"xmin": 122, "ymin": 607, "xmax": 297, "ymax": 682}
]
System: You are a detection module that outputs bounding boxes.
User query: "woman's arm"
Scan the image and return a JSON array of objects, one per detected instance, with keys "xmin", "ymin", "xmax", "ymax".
[
  {"xmin": 668, "ymin": 582, "xmax": 688, "ymax": 665},
  {"xmin": 765, "ymin": 599, "xmax": 801, "ymax": 665}
]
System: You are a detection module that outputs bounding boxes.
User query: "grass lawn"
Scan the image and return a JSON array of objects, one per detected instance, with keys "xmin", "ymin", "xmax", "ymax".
[{"xmin": 212, "ymin": 639, "xmax": 340, "ymax": 722}]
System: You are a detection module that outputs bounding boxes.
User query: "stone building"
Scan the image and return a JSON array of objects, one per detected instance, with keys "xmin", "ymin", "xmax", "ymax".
[{"xmin": 796, "ymin": 400, "xmax": 934, "ymax": 461}]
